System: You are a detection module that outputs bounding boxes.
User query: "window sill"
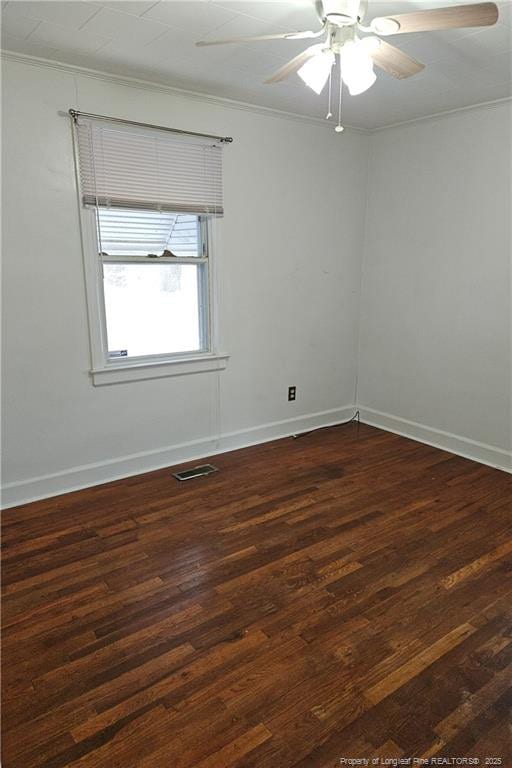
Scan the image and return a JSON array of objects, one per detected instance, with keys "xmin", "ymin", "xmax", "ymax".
[{"xmin": 91, "ymin": 353, "xmax": 229, "ymax": 386}]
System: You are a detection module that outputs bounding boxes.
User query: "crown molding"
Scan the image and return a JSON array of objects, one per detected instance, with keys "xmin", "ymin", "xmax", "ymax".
[
  {"xmin": 0, "ymin": 49, "xmax": 368, "ymax": 134},
  {"xmin": 371, "ymin": 95, "xmax": 512, "ymax": 132},
  {"xmin": 2, "ymin": 49, "xmax": 510, "ymax": 134}
]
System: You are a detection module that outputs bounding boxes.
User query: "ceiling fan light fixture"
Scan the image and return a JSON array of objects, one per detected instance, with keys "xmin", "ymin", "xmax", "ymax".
[
  {"xmin": 345, "ymin": 66, "xmax": 376, "ymax": 95},
  {"xmin": 371, "ymin": 17, "xmax": 401, "ymax": 35},
  {"xmin": 298, "ymin": 50, "xmax": 335, "ymax": 94},
  {"xmin": 358, "ymin": 35, "xmax": 381, "ymax": 52},
  {"xmin": 340, "ymin": 42, "xmax": 377, "ymax": 95}
]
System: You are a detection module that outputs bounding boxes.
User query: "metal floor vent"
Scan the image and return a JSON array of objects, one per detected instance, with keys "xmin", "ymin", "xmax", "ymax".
[{"xmin": 173, "ymin": 464, "xmax": 219, "ymax": 481}]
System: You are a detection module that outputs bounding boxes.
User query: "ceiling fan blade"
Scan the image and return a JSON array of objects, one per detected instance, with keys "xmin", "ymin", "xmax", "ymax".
[
  {"xmin": 265, "ymin": 45, "xmax": 323, "ymax": 84},
  {"xmin": 196, "ymin": 27, "xmax": 324, "ymax": 47},
  {"xmin": 371, "ymin": 40, "xmax": 425, "ymax": 79},
  {"xmin": 371, "ymin": 2, "xmax": 498, "ymax": 35}
]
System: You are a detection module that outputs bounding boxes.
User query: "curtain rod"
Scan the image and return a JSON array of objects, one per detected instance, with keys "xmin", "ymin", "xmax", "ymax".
[{"xmin": 68, "ymin": 109, "xmax": 233, "ymax": 143}]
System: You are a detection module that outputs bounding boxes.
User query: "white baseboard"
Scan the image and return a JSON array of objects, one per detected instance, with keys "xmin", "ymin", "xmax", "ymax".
[
  {"xmin": 1, "ymin": 406, "xmax": 357, "ymax": 509},
  {"xmin": 358, "ymin": 406, "xmax": 512, "ymax": 474},
  {"xmin": 4, "ymin": 404, "xmax": 510, "ymax": 509}
]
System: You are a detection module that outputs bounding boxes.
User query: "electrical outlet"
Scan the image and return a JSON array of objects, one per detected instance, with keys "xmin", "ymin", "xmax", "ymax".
[{"xmin": 288, "ymin": 386, "xmax": 296, "ymax": 402}]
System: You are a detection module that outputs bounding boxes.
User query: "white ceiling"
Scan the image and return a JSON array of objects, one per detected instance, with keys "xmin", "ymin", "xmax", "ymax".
[{"xmin": 1, "ymin": 0, "xmax": 511, "ymax": 128}]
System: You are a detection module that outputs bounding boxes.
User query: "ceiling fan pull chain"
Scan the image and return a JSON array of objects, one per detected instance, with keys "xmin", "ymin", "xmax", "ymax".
[
  {"xmin": 336, "ymin": 56, "xmax": 344, "ymax": 133},
  {"xmin": 326, "ymin": 68, "xmax": 333, "ymax": 119}
]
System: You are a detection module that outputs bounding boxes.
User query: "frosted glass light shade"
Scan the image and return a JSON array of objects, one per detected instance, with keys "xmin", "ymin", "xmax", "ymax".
[
  {"xmin": 340, "ymin": 41, "xmax": 377, "ymax": 96},
  {"xmin": 298, "ymin": 50, "xmax": 335, "ymax": 95}
]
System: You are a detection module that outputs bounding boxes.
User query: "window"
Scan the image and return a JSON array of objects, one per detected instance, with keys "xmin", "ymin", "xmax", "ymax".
[
  {"xmin": 73, "ymin": 115, "xmax": 229, "ymax": 385},
  {"xmin": 99, "ymin": 209, "xmax": 209, "ymax": 360}
]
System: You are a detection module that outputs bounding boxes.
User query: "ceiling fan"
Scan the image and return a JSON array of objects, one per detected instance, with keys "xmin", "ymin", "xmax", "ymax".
[{"xmin": 196, "ymin": 1, "xmax": 499, "ymax": 131}]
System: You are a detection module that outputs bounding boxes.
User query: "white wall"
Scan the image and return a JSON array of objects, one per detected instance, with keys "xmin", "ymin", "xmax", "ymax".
[
  {"xmin": 1, "ymin": 57, "xmax": 368, "ymax": 505},
  {"xmin": 358, "ymin": 102, "xmax": 512, "ymax": 470},
  {"xmin": 2, "ymin": 58, "xmax": 510, "ymax": 508}
]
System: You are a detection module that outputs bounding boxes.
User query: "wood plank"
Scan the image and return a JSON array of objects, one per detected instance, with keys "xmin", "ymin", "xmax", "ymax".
[{"xmin": 365, "ymin": 623, "xmax": 477, "ymax": 704}]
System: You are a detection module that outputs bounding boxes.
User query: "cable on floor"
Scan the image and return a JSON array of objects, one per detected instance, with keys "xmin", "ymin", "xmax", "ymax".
[{"xmin": 292, "ymin": 410, "xmax": 360, "ymax": 440}]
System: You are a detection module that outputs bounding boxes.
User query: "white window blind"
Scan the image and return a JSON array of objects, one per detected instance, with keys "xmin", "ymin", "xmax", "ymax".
[
  {"xmin": 97, "ymin": 209, "xmax": 201, "ymax": 257},
  {"xmin": 75, "ymin": 117, "xmax": 224, "ymax": 216}
]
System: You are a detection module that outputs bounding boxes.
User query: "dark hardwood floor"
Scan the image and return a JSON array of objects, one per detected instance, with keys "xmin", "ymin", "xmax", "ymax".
[{"xmin": 2, "ymin": 423, "xmax": 512, "ymax": 767}]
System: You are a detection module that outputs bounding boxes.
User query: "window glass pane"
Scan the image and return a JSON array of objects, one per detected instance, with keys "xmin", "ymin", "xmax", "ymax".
[
  {"xmin": 103, "ymin": 263, "xmax": 206, "ymax": 358},
  {"xmin": 97, "ymin": 208, "xmax": 201, "ymax": 257}
]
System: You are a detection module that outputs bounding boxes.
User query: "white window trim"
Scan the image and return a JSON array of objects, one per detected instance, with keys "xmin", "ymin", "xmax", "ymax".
[{"xmin": 79, "ymin": 208, "xmax": 228, "ymax": 386}]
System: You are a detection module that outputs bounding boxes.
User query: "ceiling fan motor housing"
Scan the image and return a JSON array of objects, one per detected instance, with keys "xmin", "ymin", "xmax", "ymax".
[{"xmin": 321, "ymin": 0, "xmax": 362, "ymax": 25}]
